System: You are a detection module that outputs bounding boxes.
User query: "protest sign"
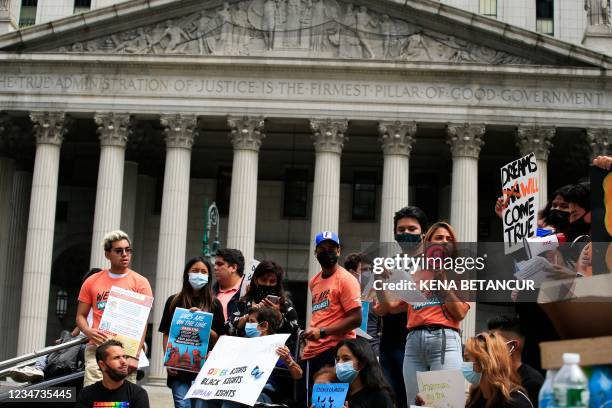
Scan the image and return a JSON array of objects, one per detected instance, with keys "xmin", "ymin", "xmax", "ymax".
[
  {"xmin": 312, "ymin": 383, "xmax": 349, "ymax": 408},
  {"xmin": 416, "ymin": 369, "xmax": 466, "ymax": 408},
  {"xmin": 501, "ymin": 152, "xmax": 539, "ymax": 254},
  {"xmin": 163, "ymin": 308, "xmax": 213, "ymax": 373},
  {"xmin": 98, "ymin": 286, "xmax": 153, "ymax": 357},
  {"xmin": 186, "ymin": 333, "xmax": 290, "ymax": 406},
  {"xmin": 360, "ymin": 301, "xmax": 370, "ymax": 333},
  {"xmin": 240, "ymin": 259, "xmax": 261, "ymax": 298},
  {"xmin": 591, "ymin": 166, "xmax": 612, "ymax": 275}
]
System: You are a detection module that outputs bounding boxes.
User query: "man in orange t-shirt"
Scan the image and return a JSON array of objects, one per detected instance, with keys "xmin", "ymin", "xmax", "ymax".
[
  {"xmin": 301, "ymin": 231, "xmax": 362, "ymax": 403},
  {"xmin": 77, "ymin": 230, "xmax": 153, "ymax": 387}
]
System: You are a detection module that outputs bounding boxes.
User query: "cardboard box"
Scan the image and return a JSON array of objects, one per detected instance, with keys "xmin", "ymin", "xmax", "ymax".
[
  {"xmin": 540, "ymin": 336, "xmax": 612, "ymax": 370},
  {"xmin": 537, "ymin": 274, "xmax": 612, "ymax": 339}
]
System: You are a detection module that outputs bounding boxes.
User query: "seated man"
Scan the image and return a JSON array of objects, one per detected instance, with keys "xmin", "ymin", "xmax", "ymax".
[
  {"xmin": 487, "ymin": 315, "xmax": 544, "ymax": 405},
  {"xmin": 76, "ymin": 340, "xmax": 149, "ymax": 408}
]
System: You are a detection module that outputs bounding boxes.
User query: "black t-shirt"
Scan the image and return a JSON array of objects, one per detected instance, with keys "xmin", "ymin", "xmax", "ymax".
[
  {"xmin": 76, "ymin": 380, "xmax": 149, "ymax": 408},
  {"xmin": 380, "ymin": 312, "xmax": 408, "ymax": 348},
  {"xmin": 469, "ymin": 389, "xmax": 533, "ymax": 408},
  {"xmin": 158, "ymin": 294, "xmax": 226, "ymax": 385},
  {"xmin": 346, "ymin": 386, "xmax": 393, "ymax": 408},
  {"xmin": 518, "ymin": 363, "xmax": 544, "ymax": 407}
]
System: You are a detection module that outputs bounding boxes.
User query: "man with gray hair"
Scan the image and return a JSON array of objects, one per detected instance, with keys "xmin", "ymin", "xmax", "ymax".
[{"xmin": 76, "ymin": 230, "xmax": 153, "ymax": 386}]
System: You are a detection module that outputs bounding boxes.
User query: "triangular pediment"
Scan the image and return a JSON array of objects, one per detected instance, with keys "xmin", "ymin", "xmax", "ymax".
[{"xmin": 0, "ymin": 0, "xmax": 609, "ymax": 68}]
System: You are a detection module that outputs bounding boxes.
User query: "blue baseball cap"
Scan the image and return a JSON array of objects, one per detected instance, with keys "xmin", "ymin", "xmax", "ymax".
[{"xmin": 315, "ymin": 231, "xmax": 340, "ymax": 247}]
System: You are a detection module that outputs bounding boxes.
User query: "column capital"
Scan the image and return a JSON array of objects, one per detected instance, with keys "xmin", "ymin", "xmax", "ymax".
[
  {"xmin": 29, "ymin": 112, "xmax": 70, "ymax": 146},
  {"xmin": 516, "ymin": 125, "xmax": 555, "ymax": 160},
  {"xmin": 586, "ymin": 128, "xmax": 611, "ymax": 160},
  {"xmin": 94, "ymin": 112, "xmax": 132, "ymax": 147},
  {"xmin": 378, "ymin": 121, "xmax": 417, "ymax": 156},
  {"xmin": 227, "ymin": 116, "xmax": 266, "ymax": 151},
  {"xmin": 446, "ymin": 123, "xmax": 485, "ymax": 159},
  {"xmin": 160, "ymin": 114, "xmax": 197, "ymax": 150},
  {"xmin": 310, "ymin": 118, "xmax": 348, "ymax": 154}
]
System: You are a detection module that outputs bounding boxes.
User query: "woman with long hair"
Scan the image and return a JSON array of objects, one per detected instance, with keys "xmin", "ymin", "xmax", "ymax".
[
  {"xmin": 334, "ymin": 338, "xmax": 394, "ymax": 408},
  {"xmin": 378, "ymin": 220, "xmax": 470, "ymax": 405},
  {"xmin": 158, "ymin": 256, "xmax": 226, "ymax": 408},
  {"xmin": 464, "ymin": 332, "xmax": 532, "ymax": 407},
  {"xmin": 228, "ymin": 260, "xmax": 299, "ymax": 347}
]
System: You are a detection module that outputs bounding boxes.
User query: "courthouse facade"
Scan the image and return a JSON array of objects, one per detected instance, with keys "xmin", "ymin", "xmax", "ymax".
[{"xmin": 0, "ymin": 0, "xmax": 610, "ymax": 383}]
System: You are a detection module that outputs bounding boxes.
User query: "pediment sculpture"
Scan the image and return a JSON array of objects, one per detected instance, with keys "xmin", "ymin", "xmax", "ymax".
[{"xmin": 55, "ymin": 0, "xmax": 532, "ymax": 64}]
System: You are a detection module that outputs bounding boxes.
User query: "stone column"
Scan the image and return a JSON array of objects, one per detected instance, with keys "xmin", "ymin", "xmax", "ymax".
[
  {"xmin": 307, "ymin": 119, "xmax": 347, "ymax": 322},
  {"xmin": 149, "ymin": 114, "xmax": 196, "ymax": 383},
  {"xmin": 586, "ymin": 128, "xmax": 611, "ymax": 161},
  {"xmin": 120, "ymin": 160, "xmax": 139, "ymax": 239},
  {"xmin": 2, "ymin": 170, "xmax": 32, "ymax": 358},
  {"xmin": 378, "ymin": 121, "xmax": 416, "ymax": 242},
  {"xmin": 17, "ymin": 112, "xmax": 69, "ymax": 354},
  {"xmin": 226, "ymin": 116, "xmax": 265, "ymax": 264},
  {"xmin": 89, "ymin": 113, "xmax": 130, "ymax": 269},
  {"xmin": 516, "ymin": 125, "xmax": 555, "ymax": 206},
  {"xmin": 447, "ymin": 123, "xmax": 485, "ymax": 342},
  {"xmin": 0, "ymin": 117, "xmax": 16, "ymax": 358}
]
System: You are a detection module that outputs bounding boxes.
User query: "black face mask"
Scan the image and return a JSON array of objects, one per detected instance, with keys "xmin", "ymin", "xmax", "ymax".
[
  {"xmin": 316, "ymin": 250, "xmax": 338, "ymax": 269},
  {"xmin": 395, "ymin": 233, "xmax": 422, "ymax": 252},
  {"xmin": 546, "ymin": 209, "xmax": 570, "ymax": 230},
  {"xmin": 251, "ymin": 283, "xmax": 278, "ymax": 303},
  {"xmin": 565, "ymin": 216, "xmax": 590, "ymax": 242}
]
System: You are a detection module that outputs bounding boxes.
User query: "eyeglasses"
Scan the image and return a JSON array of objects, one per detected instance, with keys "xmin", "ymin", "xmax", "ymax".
[{"xmin": 111, "ymin": 247, "xmax": 133, "ymax": 255}]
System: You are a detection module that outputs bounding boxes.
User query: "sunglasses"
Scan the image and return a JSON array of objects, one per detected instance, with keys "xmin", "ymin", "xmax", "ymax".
[{"xmin": 110, "ymin": 247, "xmax": 133, "ymax": 255}]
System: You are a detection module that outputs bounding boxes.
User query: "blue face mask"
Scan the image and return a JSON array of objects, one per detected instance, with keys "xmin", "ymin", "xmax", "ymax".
[
  {"xmin": 188, "ymin": 273, "xmax": 208, "ymax": 290},
  {"xmin": 245, "ymin": 322, "xmax": 261, "ymax": 338},
  {"xmin": 462, "ymin": 361, "xmax": 482, "ymax": 385},
  {"xmin": 335, "ymin": 361, "xmax": 359, "ymax": 383}
]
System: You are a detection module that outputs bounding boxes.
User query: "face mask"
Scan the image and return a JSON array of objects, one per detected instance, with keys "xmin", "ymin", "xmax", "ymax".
[
  {"xmin": 316, "ymin": 250, "xmax": 338, "ymax": 269},
  {"xmin": 546, "ymin": 209, "xmax": 570, "ymax": 230},
  {"xmin": 565, "ymin": 216, "xmax": 590, "ymax": 242},
  {"xmin": 335, "ymin": 361, "xmax": 359, "ymax": 383},
  {"xmin": 251, "ymin": 284, "xmax": 278, "ymax": 303},
  {"xmin": 245, "ymin": 322, "xmax": 261, "ymax": 338},
  {"xmin": 188, "ymin": 273, "xmax": 209, "ymax": 290},
  {"xmin": 461, "ymin": 361, "xmax": 482, "ymax": 385},
  {"xmin": 395, "ymin": 233, "xmax": 422, "ymax": 243}
]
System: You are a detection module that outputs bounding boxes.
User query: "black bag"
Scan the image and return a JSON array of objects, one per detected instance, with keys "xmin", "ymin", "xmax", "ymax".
[{"xmin": 43, "ymin": 331, "xmax": 82, "ymax": 378}]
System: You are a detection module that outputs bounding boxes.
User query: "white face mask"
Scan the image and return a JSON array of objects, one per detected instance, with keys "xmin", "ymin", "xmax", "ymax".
[{"xmin": 188, "ymin": 273, "xmax": 209, "ymax": 290}]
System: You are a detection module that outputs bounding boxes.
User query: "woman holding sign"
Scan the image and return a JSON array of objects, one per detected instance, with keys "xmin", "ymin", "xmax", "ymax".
[
  {"xmin": 334, "ymin": 338, "xmax": 394, "ymax": 408},
  {"xmin": 159, "ymin": 257, "xmax": 226, "ymax": 408}
]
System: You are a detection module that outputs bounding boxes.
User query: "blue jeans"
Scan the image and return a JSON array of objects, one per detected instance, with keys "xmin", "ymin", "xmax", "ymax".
[
  {"xmin": 402, "ymin": 328, "xmax": 463, "ymax": 405},
  {"xmin": 169, "ymin": 379, "xmax": 210, "ymax": 408},
  {"xmin": 380, "ymin": 343, "xmax": 408, "ymax": 408}
]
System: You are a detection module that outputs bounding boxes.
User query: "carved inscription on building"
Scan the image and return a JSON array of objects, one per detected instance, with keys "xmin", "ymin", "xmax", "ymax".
[
  {"xmin": 0, "ymin": 74, "xmax": 605, "ymax": 108},
  {"xmin": 52, "ymin": 0, "xmax": 532, "ymax": 64}
]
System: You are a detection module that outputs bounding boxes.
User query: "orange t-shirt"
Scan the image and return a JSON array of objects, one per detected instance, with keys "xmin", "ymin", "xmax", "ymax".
[
  {"xmin": 406, "ymin": 299, "xmax": 469, "ymax": 330},
  {"xmin": 78, "ymin": 269, "xmax": 153, "ymax": 336},
  {"xmin": 302, "ymin": 266, "xmax": 362, "ymax": 360}
]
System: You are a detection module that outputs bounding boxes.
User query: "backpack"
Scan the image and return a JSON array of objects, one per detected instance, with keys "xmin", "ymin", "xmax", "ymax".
[{"xmin": 43, "ymin": 331, "xmax": 83, "ymax": 378}]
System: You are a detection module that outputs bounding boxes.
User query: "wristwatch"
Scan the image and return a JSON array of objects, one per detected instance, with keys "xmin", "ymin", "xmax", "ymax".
[{"xmin": 319, "ymin": 328, "xmax": 327, "ymax": 338}]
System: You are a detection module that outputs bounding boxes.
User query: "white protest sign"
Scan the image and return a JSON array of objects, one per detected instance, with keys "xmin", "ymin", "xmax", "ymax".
[
  {"xmin": 240, "ymin": 259, "xmax": 260, "ymax": 298},
  {"xmin": 501, "ymin": 152, "xmax": 539, "ymax": 254},
  {"xmin": 416, "ymin": 369, "xmax": 466, "ymax": 408},
  {"xmin": 98, "ymin": 286, "xmax": 153, "ymax": 357},
  {"xmin": 186, "ymin": 333, "xmax": 290, "ymax": 406}
]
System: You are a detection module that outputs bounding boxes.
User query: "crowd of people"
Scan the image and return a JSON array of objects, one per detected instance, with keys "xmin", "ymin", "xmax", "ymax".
[{"xmin": 10, "ymin": 157, "xmax": 606, "ymax": 408}]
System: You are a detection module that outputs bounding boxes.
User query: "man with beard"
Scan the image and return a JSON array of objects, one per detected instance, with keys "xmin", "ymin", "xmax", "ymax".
[
  {"xmin": 300, "ymin": 231, "xmax": 362, "ymax": 404},
  {"xmin": 76, "ymin": 340, "xmax": 149, "ymax": 408}
]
